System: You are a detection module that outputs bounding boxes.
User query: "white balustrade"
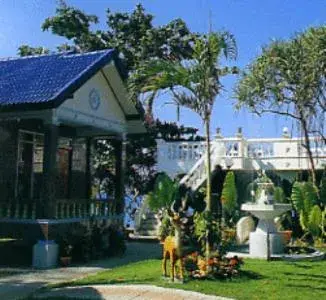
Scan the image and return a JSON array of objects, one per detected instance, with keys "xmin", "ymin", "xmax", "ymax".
[
  {"xmin": 157, "ymin": 135, "xmax": 326, "ymax": 183},
  {"xmin": 179, "ymin": 140, "xmax": 226, "ymax": 190}
]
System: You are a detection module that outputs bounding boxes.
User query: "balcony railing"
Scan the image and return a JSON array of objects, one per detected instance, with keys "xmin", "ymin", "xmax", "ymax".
[{"xmin": 157, "ymin": 136, "xmax": 326, "ymax": 178}]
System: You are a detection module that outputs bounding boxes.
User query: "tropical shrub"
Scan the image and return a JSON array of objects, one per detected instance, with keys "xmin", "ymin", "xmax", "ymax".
[
  {"xmin": 61, "ymin": 223, "xmax": 126, "ymax": 262},
  {"xmin": 146, "ymin": 173, "xmax": 178, "ymax": 212},
  {"xmin": 194, "ymin": 211, "xmax": 220, "ymax": 255},
  {"xmin": 274, "ymin": 186, "xmax": 287, "ymax": 203},
  {"xmin": 291, "ymin": 182, "xmax": 317, "ymax": 230},
  {"xmin": 158, "ymin": 213, "xmax": 174, "ymax": 241},
  {"xmin": 308, "ymin": 205, "xmax": 323, "ymax": 238},
  {"xmin": 221, "ymin": 171, "xmax": 238, "ymax": 225},
  {"xmin": 291, "ymin": 181, "xmax": 325, "ymax": 241}
]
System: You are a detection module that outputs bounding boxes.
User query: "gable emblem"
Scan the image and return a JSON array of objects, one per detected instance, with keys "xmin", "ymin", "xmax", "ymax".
[{"xmin": 89, "ymin": 89, "xmax": 101, "ymax": 111}]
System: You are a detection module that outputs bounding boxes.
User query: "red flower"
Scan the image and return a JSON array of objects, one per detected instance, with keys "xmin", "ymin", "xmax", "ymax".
[
  {"xmin": 229, "ymin": 258, "xmax": 238, "ymax": 266},
  {"xmin": 191, "ymin": 251, "xmax": 199, "ymax": 258}
]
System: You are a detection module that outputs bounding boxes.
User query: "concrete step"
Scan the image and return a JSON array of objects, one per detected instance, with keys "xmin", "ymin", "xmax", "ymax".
[
  {"xmin": 139, "ymin": 227, "xmax": 158, "ymax": 232},
  {"xmin": 142, "ymin": 216, "xmax": 157, "ymax": 221},
  {"xmin": 140, "ymin": 221, "xmax": 158, "ymax": 226},
  {"xmin": 144, "ymin": 213, "xmax": 157, "ymax": 219},
  {"xmin": 142, "ymin": 218, "xmax": 158, "ymax": 222},
  {"xmin": 128, "ymin": 233, "xmax": 160, "ymax": 242},
  {"xmin": 139, "ymin": 222, "xmax": 158, "ymax": 227},
  {"xmin": 136, "ymin": 229, "xmax": 158, "ymax": 236},
  {"xmin": 139, "ymin": 222, "xmax": 159, "ymax": 228}
]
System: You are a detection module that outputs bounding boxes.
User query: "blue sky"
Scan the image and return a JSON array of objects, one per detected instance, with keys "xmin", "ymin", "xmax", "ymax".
[{"xmin": 0, "ymin": 0, "xmax": 325, "ymax": 138}]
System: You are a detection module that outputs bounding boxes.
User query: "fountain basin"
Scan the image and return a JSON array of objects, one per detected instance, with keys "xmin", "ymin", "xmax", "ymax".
[
  {"xmin": 241, "ymin": 203, "xmax": 292, "ymax": 258},
  {"xmin": 234, "ymin": 172, "xmax": 325, "ymax": 260},
  {"xmin": 242, "ymin": 203, "xmax": 292, "ymax": 220}
]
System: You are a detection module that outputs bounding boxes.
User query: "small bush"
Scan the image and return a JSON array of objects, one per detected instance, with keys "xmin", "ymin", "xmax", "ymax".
[{"xmin": 59, "ymin": 223, "xmax": 126, "ymax": 263}]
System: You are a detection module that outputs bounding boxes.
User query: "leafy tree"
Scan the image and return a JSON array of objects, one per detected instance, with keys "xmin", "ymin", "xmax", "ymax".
[
  {"xmin": 236, "ymin": 27, "xmax": 326, "ymax": 186},
  {"xmin": 155, "ymin": 120, "xmax": 203, "ymax": 141},
  {"xmin": 129, "ymin": 32, "xmax": 237, "ymax": 259},
  {"xmin": 40, "ymin": 1, "xmax": 195, "ymax": 116},
  {"xmin": 18, "ymin": 45, "xmax": 49, "ymax": 56},
  {"xmin": 103, "ymin": 6, "xmax": 194, "ymax": 71},
  {"xmin": 221, "ymin": 171, "xmax": 238, "ymax": 225},
  {"xmin": 126, "ymin": 134, "xmax": 157, "ymax": 195},
  {"xmin": 299, "ymin": 27, "xmax": 326, "ymax": 144},
  {"xmin": 42, "ymin": 0, "xmax": 104, "ymax": 52}
]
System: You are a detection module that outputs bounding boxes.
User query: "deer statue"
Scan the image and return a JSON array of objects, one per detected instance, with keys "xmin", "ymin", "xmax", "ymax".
[
  {"xmin": 162, "ymin": 187, "xmax": 194, "ymax": 282},
  {"xmin": 162, "ymin": 210, "xmax": 185, "ymax": 282}
]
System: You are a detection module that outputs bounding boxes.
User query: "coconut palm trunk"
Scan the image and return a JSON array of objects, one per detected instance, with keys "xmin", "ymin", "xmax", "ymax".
[
  {"xmin": 204, "ymin": 116, "xmax": 212, "ymax": 261},
  {"xmin": 205, "ymin": 116, "xmax": 212, "ymax": 212}
]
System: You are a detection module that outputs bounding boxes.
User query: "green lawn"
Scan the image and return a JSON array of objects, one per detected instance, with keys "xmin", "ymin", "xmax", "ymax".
[{"xmin": 52, "ymin": 258, "xmax": 326, "ymax": 300}]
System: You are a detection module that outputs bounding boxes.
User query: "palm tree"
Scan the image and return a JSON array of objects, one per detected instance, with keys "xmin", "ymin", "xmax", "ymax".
[{"xmin": 129, "ymin": 32, "xmax": 237, "ymax": 256}]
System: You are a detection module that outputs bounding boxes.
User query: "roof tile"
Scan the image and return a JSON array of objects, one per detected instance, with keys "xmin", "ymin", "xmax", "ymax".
[{"xmin": 0, "ymin": 49, "xmax": 116, "ymax": 108}]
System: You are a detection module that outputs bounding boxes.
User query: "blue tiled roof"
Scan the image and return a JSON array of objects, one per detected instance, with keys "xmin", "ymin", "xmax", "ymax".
[{"xmin": 0, "ymin": 49, "xmax": 120, "ymax": 110}]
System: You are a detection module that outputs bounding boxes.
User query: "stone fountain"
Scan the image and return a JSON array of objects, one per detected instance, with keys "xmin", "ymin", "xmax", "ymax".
[{"xmin": 241, "ymin": 174, "xmax": 292, "ymax": 259}]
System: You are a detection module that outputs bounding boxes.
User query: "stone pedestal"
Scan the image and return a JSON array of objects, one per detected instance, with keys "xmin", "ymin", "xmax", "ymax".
[
  {"xmin": 32, "ymin": 240, "xmax": 58, "ymax": 269},
  {"xmin": 249, "ymin": 232, "xmax": 284, "ymax": 258}
]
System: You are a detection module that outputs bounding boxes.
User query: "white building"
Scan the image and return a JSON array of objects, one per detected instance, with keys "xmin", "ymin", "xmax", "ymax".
[{"xmin": 157, "ymin": 127, "xmax": 326, "ymax": 189}]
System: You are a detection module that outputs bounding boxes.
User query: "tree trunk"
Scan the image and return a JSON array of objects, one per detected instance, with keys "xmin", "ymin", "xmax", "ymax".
[
  {"xmin": 205, "ymin": 118, "xmax": 212, "ymax": 212},
  {"xmin": 204, "ymin": 117, "xmax": 212, "ymax": 263},
  {"xmin": 300, "ymin": 113, "xmax": 317, "ymax": 186},
  {"xmin": 145, "ymin": 92, "xmax": 156, "ymax": 124}
]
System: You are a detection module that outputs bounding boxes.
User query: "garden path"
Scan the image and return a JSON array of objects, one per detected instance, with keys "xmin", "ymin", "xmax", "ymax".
[
  {"xmin": 0, "ymin": 241, "xmax": 162, "ymax": 299},
  {"xmin": 33, "ymin": 284, "xmax": 232, "ymax": 299}
]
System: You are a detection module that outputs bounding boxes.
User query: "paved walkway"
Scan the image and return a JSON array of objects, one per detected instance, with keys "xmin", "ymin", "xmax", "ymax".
[
  {"xmin": 0, "ymin": 241, "xmax": 161, "ymax": 299},
  {"xmin": 34, "ymin": 284, "xmax": 232, "ymax": 299},
  {"xmin": 0, "ymin": 241, "xmax": 232, "ymax": 300}
]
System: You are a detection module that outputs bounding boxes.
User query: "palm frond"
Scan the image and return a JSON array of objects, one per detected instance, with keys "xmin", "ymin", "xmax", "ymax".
[{"xmin": 128, "ymin": 32, "xmax": 238, "ymax": 121}]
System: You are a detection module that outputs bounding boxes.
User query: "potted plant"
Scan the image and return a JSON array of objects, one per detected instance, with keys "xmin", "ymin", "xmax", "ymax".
[{"xmin": 59, "ymin": 239, "xmax": 73, "ymax": 267}]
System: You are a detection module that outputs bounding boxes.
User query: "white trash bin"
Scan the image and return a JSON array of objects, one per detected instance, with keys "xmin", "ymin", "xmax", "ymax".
[{"xmin": 32, "ymin": 240, "xmax": 58, "ymax": 269}]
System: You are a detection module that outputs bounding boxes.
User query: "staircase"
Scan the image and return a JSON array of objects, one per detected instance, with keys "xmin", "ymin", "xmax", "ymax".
[
  {"xmin": 131, "ymin": 202, "xmax": 160, "ymax": 241},
  {"xmin": 130, "ymin": 140, "xmax": 225, "ymax": 240},
  {"xmin": 135, "ymin": 211, "xmax": 159, "ymax": 237},
  {"xmin": 180, "ymin": 140, "xmax": 226, "ymax": 190}
]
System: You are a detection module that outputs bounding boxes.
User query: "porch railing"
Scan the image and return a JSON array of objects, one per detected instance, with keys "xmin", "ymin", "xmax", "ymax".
[{"xmin": 0, "ymin": 199, "xmax": 115, "ymax": 220}]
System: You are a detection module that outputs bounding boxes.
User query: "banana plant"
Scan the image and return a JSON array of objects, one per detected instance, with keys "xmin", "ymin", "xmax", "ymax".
[
  {"xmin": 291, "ymin": 181, "xmax": 323, "ymax": 239},
  {"xmin": 322, "ymin": 208, "xmax": 326, "ymax": 239},
  {"xmin": 147, "ymin": 173, "xmax": 178, "ymax": 212},
  {"xmin": 308, "ymin": 205, "xmax": 323, "ymax": 238}
]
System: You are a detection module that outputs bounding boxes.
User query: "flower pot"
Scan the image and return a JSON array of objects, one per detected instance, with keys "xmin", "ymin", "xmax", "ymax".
[
  {"xmin": 281, "ymin": 230, "xmax": 292, "ymax": 244},
  {"xmin": 60, "ymin": 256, "xmax": 72, "ymax": 267}
]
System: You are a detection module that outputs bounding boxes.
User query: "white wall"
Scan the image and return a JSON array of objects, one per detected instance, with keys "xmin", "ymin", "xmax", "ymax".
[{"xmin": 56, "ymin": 69, "xmax": 127, "ymax": 134}]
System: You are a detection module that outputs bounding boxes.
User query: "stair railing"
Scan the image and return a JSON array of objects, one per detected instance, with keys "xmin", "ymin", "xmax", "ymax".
[{"xmin": 180, "ymin": 140, "xmax": 226, "ymax": 190}]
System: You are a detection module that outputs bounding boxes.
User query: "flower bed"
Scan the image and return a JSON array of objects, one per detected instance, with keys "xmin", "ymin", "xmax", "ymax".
[{"xmin": 184, "ymin": 251, "xmax": 243, "ymax": 279}]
